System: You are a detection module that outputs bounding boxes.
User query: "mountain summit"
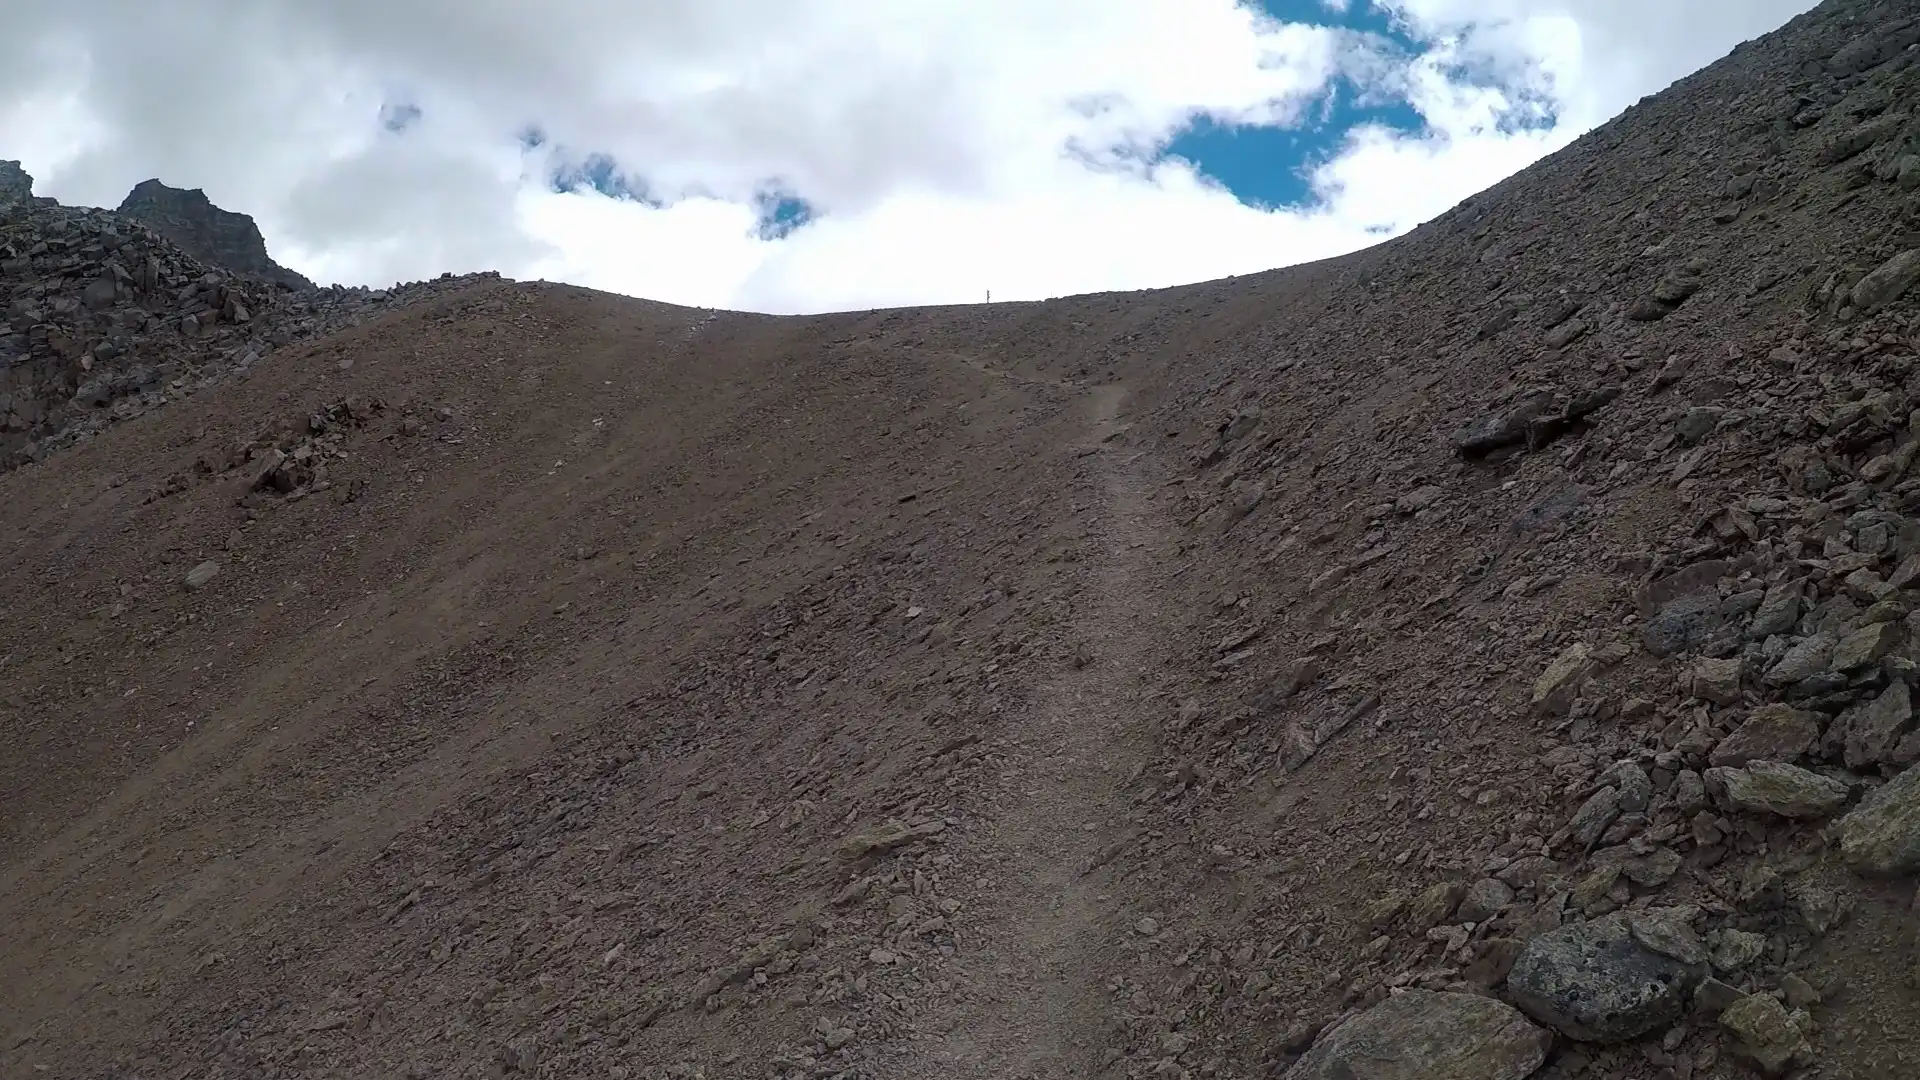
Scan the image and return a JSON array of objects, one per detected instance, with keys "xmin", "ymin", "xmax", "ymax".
[{"xmin": 117, "ymin": 178, "xmax": 315, "ymax": 291}]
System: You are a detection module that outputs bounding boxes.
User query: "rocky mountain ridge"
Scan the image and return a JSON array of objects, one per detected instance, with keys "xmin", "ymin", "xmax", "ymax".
[
  {"xmin": 116, "ymin": 177, "xmax": 315, "ymax": 291},
  {"xmin": 0, "ymin": 161, "xmax": 494, "ymax": 470}
]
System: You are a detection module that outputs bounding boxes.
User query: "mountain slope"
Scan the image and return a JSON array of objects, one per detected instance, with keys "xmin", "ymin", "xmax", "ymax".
[{"xmin": 6, "ymin": 1, "xmax": 1920, "ymax": 1077}]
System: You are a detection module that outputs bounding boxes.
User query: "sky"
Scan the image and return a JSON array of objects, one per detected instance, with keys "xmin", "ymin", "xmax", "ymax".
[{"xmin": 0, "ymin": 0, "xmax": 1819, "ymax": 315}]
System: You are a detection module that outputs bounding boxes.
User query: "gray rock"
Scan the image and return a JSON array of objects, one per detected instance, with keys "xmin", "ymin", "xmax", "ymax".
[
  {"xmin": 1455, "ymin": 878, "xmax": 1515, "ymax": 925},
  {"xmin": 1708, "ymin": 704, "xmax": 1820, "ymax": 767},
  {"xmin": 1763, "ymin": 634, "xmax": 1834, "ymax": 686},
  {"xmin": 1719, "ymin": 993, "xmax": 1812, "ymax": 1077},
  {"xmin": 1395, "ymin": 484, "xmax": 1443, "ymax": 514},
  {"xmin": 0, "ymin": 181, "xmax": 500, "ymax": 475},
  {"xmin": 1709, "ymin": 929, "xmax": 1767, "ymax": 972},
  {"xmin": 183, "ymin": 560, "xmax": 220, "ymax": 591},
  {"xmin": 1675, "ymin": 407, "xmax": 1724, "ymax": 445},
  {"xmin": 1672, "ymin": 769, "xmax": 1709, "ymax": 813},
  {"xmin": 1611, "ymin": 762, "xmax": 1652, "ymax": 813},
  {"xmin": 1829, "ymin": 621, "xmax": 1902, "ymax": 671},
  {"xmin": 1828, "ymin": 20, "xmax": 1920, "ymax": 74},
  {"xmin": 1544, "ymin": 318, "xmax": 1588, "ymax": 350},
  {"xmin": 1850, "ymin": 249, "xmax": 1920, "ymax": 316},
  {"xmin": 1453, "ymin": 391, "xmax": 1557, "ymax": 457},
  {"xmin": 1409, "ymin": 880, "xmax": 1468, "ymax": 929},
  {"xmin": 1507, "ymin": 914, "xmax": 1702, "ymax": 1043},
  {"xmin": 1835, "ymin": 763, "xmax": 1920, "ymax": 876},
  {"xmin": 1284, "ymin": 989, "xmax": 1550, "ymax": 1080},
  {"xmin": 1839, "ymin": 680, "xmax": 1914, "ymax": 769},
  {"xmin": 1644, "ymin": 593, "xmax": 1725, "ymax": 657},
  {"xmin": 1816, "ymin": 114, "xmax": 1904, "ymax": 165},
  {"xmin": 1690, "ymin": 656, "xmax": 1743, "ymax": 705},
  {"xmin": 1532, "ymin": 642, "xmax": 1594, "ymax": 716},
  {"xmin": 1805, "ymin": 593, "xmax": 1862, "ymax": 637},
  {"xmin": 1222, "ymin": 408, "xmax": 1262, "ymax": 442},
  {"xmin": 1567, "ymin": 787, "xmax": 1622, "ymax": 849},
  {"xmin": 1706, "ymin": 761, "xmax": 1850, "ymax": 819},
  {"xmin": 0, "ymin": 160, "xmax": 35, "ymax": 209}
]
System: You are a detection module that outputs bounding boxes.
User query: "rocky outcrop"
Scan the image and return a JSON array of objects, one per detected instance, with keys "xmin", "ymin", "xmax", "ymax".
[
  {"xmin": 2, "ymin": 189, "xmax": 495, "ymax": 469},
  {"xmin": 0, "ymin": 161, "xmax": 56, "ymax": 213},
  {"xmin": 116, "ymin": 178, "xmax": 314, "ymax": 291},
  {"xmin": 0, "ymin": 161, "xmax": 33, "ymax": 210}
]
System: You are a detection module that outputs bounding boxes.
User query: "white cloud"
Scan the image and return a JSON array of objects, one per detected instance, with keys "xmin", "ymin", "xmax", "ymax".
[{"xmin": 0, "ymin": 0, "xmax": 1818, "ymax": 314}]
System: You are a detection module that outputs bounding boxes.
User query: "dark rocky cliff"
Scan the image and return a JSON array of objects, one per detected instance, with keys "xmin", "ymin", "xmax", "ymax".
[
  {"xmin": 117, "ymin": 178, "xmax": 315, "ymax": 291},
  {"xmin": 0, "ymin": 161, "xmax": 57, "ymax": 212}
]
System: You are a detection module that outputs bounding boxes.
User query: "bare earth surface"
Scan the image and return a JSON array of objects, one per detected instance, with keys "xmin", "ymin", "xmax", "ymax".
[{"xmin": 9, "ymin": 1, "xmax": 1920, "ymax": 1078}]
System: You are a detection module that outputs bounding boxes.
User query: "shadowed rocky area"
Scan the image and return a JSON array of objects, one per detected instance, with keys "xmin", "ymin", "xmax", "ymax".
[{"xmin": 5, "ymin": 1, "xmax": 1920, "ymax": 1078}]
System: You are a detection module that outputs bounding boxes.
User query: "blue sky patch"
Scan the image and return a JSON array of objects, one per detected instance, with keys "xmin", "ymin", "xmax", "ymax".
[
  {"xmin": 1161, "ymin": 0, "xmax": 1430, "ymax": 209},
  {"xmin": 519, "ymin": 129, "xmax": 664, "ymax": 205},
  {"xmin": 550, "ymin": 152, "xmax": 658, "ymax": 204},
  {"xmin": 753, "ymin": 191, "xmax": 814, "ymax": 240}
]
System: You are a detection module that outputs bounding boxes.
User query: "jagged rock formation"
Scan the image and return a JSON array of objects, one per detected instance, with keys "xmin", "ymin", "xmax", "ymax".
[
  {"xmin": 0, "ymin": 160, "xmax": 55, "ymax": 212},
  {"xmin": 0, "ymin": 162, "xmax": 495, "ymax": 469},
  {"xmin": 117, "ymin": 178, "xmax": 315, "ymax": 290},
  {"xmin": 6, "ymin": 1, "xmax": 1920, "ymax": 1078}
]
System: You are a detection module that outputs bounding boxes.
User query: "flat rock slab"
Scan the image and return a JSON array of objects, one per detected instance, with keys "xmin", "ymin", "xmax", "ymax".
[
  {"xmin": 1285, "ymin": 989, "xmax": 1550, "ymax": 1080},
  {"xmin": 1709, "ymin": 705, "xmax": 1820, "ymax": 767},
  {"xmin": 1706, "ymin": 761, "xmax": 1850, "ymax": 819}
]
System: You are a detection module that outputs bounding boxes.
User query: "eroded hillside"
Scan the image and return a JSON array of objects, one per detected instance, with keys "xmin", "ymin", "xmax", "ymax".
[{"xmin": 6, "ymin": 1, "xmax": 1920, "ymax": 1078}]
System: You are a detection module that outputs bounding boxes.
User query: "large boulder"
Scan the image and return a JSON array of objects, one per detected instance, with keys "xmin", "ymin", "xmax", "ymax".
[
  {"xmin": 1506, "ymin": 913, "xmax": 1703, "ymax": 1043},
  {"xmin": 1285, "ymin": 989, "xmax": 1550, "ymax": 1080}
]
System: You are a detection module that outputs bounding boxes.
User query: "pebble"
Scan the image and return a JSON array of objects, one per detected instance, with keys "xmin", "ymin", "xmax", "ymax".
[{"xmin": 183, "ymin": 560, "xmax": 220, "ymax": 591}]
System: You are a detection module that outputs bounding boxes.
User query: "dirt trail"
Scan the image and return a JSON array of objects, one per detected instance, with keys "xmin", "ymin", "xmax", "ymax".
[{"xmin": 887, "ymin": 382, "xmax": 1169, "ymax": 1079}]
